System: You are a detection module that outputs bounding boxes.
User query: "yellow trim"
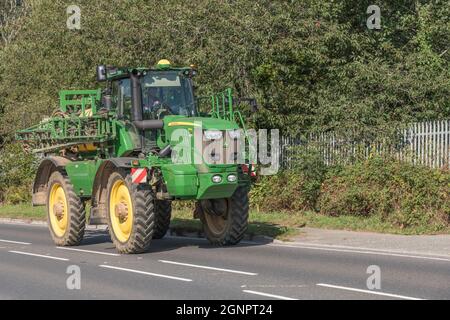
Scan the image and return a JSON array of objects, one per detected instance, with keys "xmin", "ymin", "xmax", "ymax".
[
  {"xmin": 49, "ymin": 183, "xmax": 68, "ymax": 237},
  {"xmin": 168, "ymin": 122, "xmax": 202, "ymax": 127},
  {"xmin": 157, "ymin": 59, "xmax": 171, "ymax": 66},
  {"xmin": 78, "ymin": 143, "xmax": 97, "ymax": 152},
  {"xmin": 109, "ymin": 179, "xmax": 133, "ymax": 243}
]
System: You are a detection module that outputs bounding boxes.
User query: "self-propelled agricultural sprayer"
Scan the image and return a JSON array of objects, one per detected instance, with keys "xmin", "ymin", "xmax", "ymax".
[{"xmin": 16, "ymin": 60, "xmax": 256, "ymax": 253}]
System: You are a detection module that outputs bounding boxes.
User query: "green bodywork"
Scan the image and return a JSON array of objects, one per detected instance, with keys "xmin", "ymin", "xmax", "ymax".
[
  {"xmin": 64, "ymin": 160, "xmax": 102, "ymax": 196},
  {"xmin": 16, "ymin": 64, "xmax": 252, "ymax": 202}
]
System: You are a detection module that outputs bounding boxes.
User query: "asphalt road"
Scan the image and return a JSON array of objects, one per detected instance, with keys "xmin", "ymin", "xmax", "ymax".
[{"xmin": 0, "ymin": 222, "xmax": 449, "ymax": 300}]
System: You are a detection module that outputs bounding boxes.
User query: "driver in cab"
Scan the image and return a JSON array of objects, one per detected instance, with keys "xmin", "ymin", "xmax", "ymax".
[{"xmin": 144, "ymin": 87, "xmax": 161, "ymax": 114}]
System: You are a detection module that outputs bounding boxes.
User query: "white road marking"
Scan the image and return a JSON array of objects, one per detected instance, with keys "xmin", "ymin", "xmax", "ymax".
[
  {"xmin": 316, "ymin": 283, "xmax": 424, "ymax": 300},
  {"xmin": 99, "ymin": 265, "xmax": 193, "ymax": 282},
  {"xmin": 275, "ymin": 241, "xmax": 450, "ymax": 258},
  {"xmin": 0, "ymin": 239, "xmax": 31, "ymax": 245},
  {"xmin": 243, "ymin": 290, "xmax": 297, "ymax": 300},
  {"xmin": 9, "ymin": 250, "xmax": 69, "ymax": 261},
  {"xmin": 158, "ymin": 260, "xmax": 258, "ymax": 276},
  {"xmin": 242, "ymin": 284, "xmax": 306, "ymax": 288},
  {"xmin": 56, "ymin": 247, "xmax": 121, "ymax": 256},
  {"xmin": 269, "ymin": 243, "xmax": 450, "ymax": 263}
]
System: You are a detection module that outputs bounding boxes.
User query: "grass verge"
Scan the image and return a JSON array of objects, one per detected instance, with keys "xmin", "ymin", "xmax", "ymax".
[
  {"xmin": 0, "ymin": 204, "xmax": 46, "ymax": 220},
  {"xmin": 0, "ymin": 204, "xmax": 448, "ymax": 240},
  {"xmin": 0, "ymin": 204, "xmax": 300, "ymax": 241}
]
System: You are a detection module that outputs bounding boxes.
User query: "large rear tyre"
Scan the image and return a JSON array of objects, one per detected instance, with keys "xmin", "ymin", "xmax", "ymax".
[
  {"xmin": 199, "ymin": 185, "xmax": 249, "ymax": 245},
  {"xmin": 153, "ymin": 200, "xmax": 172, "ymax": 239},
  {"xmin": 47, "ymin": 171, "xmax": 86, "ymax": 246},
  {"xmin": 106, "ymin": 170, "xmax": 155, "ymax": 254}
]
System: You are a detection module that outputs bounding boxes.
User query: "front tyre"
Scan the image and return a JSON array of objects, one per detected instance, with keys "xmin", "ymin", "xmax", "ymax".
[
  {"xmin": 199, "ymin": 185, "xmax": 249, "ymax": 245},
  {"xmin": 153, "ymin": 200, "xmax": 172, "ymax": 239},
  {"xmin": 47, "ymin": 171, "xmax": 86, "ymax": 246},
  {"xmin": 106, "ymin": 170, "xmax": 155, "ymax": 254}
]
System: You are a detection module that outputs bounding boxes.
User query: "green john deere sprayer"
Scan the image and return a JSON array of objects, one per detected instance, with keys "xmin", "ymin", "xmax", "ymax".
[{"xmin": 16, "ymin": 59, "xmax": 256, "ymax": 254}]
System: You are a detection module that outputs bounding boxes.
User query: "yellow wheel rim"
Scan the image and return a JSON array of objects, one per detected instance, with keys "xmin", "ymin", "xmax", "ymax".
[
  {"xmin": 49, "ymin": 183, "xmax": 68, "ymax": 237},
  {"xmin": 109, "ymin": 179, "xmax": 134, "ymax": 243}
]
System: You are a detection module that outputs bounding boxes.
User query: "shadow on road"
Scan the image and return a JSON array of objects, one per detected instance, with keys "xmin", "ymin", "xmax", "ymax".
[{"xmin": 80, "ymin": 221, "xmax": 274, "ymax": 254}]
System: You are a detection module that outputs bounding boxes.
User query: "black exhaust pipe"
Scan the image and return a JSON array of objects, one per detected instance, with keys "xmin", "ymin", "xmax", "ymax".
[
  {"xmin": 133, "ymin": 120, "xmax": 164, "ymax": 130},
  {"xmin": 130, "ymin": 72, "xmax": 143, "ymax": 123}
]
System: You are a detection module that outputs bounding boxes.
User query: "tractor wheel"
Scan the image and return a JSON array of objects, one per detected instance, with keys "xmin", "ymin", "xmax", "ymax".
[
  {"xmin": 106, "ymin": 170, "xmax": 154, "ymax": 254},
  {"xmin": 153, "ymin": 200, "xmax": 172, "ymax": 239},
  {"xmin": 47, "ymin": 171, "xmax": 86, "ymax": 246},
  {"xmin": 199, "ymin": 185, "xmax": 249, "ymax": 245}
]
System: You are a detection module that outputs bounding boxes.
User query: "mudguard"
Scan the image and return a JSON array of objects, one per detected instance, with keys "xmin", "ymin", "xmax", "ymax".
[{"xmin": 32, "ymin": 156, "xmax": 72, "ymax": 206}]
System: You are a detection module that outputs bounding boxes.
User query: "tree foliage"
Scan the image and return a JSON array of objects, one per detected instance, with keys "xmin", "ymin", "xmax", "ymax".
[
  {"xmin": 0, "ymin": 0, "xmax": 448, "ymax": 140},
  {"xmin": 0, "ymin": 0, "xmax": 30, "ymax": 47}
]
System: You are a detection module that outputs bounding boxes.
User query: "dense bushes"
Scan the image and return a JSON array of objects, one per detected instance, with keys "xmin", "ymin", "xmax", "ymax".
[
  {"xmin": 251, "ymin": 157, "xmax": 450, "ymax": 231},
  {"xmin": 318, "ymin": 157, "xmax": 450, "ymax": 230},
  {"xmin": 0, "ymin": 143, "xmax": 36, "ymax": 204},
  {"xmin": 250, "ymin": 150, "xmax": 326, "ymax": 211}
]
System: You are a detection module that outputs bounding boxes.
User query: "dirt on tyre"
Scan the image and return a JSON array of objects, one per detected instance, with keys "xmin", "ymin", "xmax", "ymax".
[
  {"xmin": 199, "ymin": 185, "xmax": 249, "ymax": 245},
  {"xmin": 153, "ymin": 200, "xmax": 172, "ymax": 239},
  {"xmin": 47, "ymin": 171, "xmax": 86, "ymax": 246},
  {"xmin": 106, "ymin": 170, "xmax": 155, "ymax": 254}
]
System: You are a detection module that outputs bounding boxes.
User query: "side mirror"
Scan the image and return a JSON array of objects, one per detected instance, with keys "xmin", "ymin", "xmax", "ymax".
[{"xmin": 96, "ymin": 65, "xmax": 107, "ymax": 82}]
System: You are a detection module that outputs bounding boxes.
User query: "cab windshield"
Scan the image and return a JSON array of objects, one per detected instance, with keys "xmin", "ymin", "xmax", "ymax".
[{"xmin": 141, "ymin": 71, "xmax": 196, "ymax": 119}]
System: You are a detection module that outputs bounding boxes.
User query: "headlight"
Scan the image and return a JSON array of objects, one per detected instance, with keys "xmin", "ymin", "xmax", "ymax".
[
  {"xmin": 227, "ymin": 174, "xmax": 237, "ymax": 182},
  {"xmin": 204, "ymin": 130, "xmax": 222, "ymax": 140},
  {"xmin": 228, "ymin": 130, "xmax": 241, "ymax": 139},
  {"xmin": 211, "ymin": 175, "xmax": 222, "ymax": 183}
]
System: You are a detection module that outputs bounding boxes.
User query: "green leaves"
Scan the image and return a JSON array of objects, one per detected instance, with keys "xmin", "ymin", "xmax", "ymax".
[
  {"xmin": 1, "ymin": 0, "xmax": 449, "ymax": 137},
  {"xmin": 0, "ymin": 143, "xmax": 36, "ymax": 203},
  {"xmin": 318, "ymin": 157, "xmax": 450, "ymax": 230},
  {"xmin": 0, "ymin": 0, "xmax": 448, "ymax": 204}
]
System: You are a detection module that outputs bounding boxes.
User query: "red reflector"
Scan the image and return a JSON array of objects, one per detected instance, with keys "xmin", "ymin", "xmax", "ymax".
[
  {"xmin": 131, "ymin": 168, "xmax": 147, "ymax": 184},
  {"xmin": 242, "ymin": 164, "xmax": 257, "ymax": 177}
]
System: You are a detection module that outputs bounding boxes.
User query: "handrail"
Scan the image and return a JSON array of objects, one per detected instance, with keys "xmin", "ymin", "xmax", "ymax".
[{"xmin": 59, "ymin": 89, "xmax": 101, "ymax": 114}]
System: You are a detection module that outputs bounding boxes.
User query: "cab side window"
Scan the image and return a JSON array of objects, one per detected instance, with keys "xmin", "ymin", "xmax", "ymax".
[
  {"xmin": 110, "ymin": 81, "xmax": 119, "ymax": 110},
  {"xmin": 112, "ymin": 79, "xmax": 132, "ymax": 119}
]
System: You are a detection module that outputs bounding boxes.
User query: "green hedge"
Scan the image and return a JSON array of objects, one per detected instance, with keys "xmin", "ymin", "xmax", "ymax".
[
  {"xmin": 0, "ymin": 143, "xmax": 36, "ymax": 204},
  {"xmin": 318, "ymin": 157, "xmax": 450, "ymax": 231},
  {"xmin": 250, "ymin": 150, "xmax": 326, "ymax": 211},
  {"xmin": 251, "ymin": 156, "xmax": 450, "ymax": 231}
]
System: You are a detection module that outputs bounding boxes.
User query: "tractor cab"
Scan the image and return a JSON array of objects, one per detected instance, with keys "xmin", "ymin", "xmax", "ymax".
[
  {"xmin": 141, "ymin": 70, "xmax": 196, "ymax": 119},
  {"xmin": 97, "ymin": 60, "xmax": 197, "ymax": 121}
]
